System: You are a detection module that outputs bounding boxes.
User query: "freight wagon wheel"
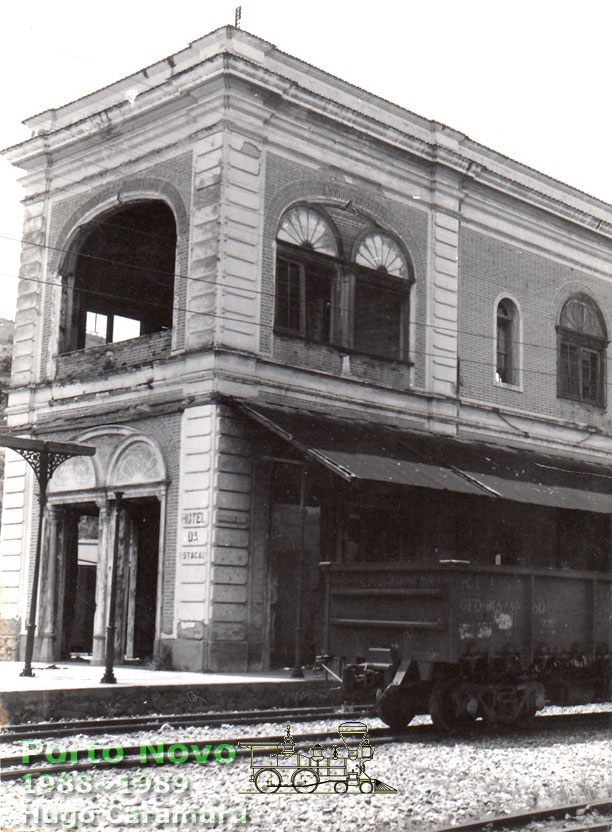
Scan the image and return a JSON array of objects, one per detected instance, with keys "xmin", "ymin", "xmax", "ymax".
[
  {"xmin": 377, "ymin": 684, "xmax": 415, "ymax": 732},
  {"xmin": 519, "ymin": 700, "xmax": 537, "ymax": 724},
  {"xmin": 254, "ymin": 768, "xmax": 282, "ymax": 794},
  {"xmin": 292, "ymin": 768, "xmax": 319, "ymax": 793},
  {"xmin": 517, "ymin": 687, "xmax": 542, "ymax": 724},
  {"xmin": 429, "ymin": 679, "xmax": 470, "ymax": 733}
]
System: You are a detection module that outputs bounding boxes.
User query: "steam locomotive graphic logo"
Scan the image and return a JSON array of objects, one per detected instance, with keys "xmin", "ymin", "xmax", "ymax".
[{"xmin": 239, "ymin": 721, "xmax": 396, "ymax": 795}]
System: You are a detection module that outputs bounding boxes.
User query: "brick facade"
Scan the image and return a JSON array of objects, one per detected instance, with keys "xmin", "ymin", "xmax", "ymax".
[
  {"xmin": 460, "ymin": 226, "xmax": 612, "ymax": 431},
  {"xmin": 1, "ymin": 27, "xmax": 611, "ymax": 670},
  {"xmin": 261, "ymin": 152, "xmax": 429, "ymax": 392}
]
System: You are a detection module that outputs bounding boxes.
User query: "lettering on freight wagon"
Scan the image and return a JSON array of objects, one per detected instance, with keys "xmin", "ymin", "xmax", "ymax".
[
  {"xmin": 458, "ymin": 597, "xmax": 519, "ymax": 640},
  {"xmin": 459, "ymin": 623, "xmax": 494, "ymax": 639},
  {"xmin": 460, "ymin": 598, "xmax": 520, "ymax": 615},
  {"xmin": 341, "ymin": 573, "xmax": 421, "ymax": 589}
]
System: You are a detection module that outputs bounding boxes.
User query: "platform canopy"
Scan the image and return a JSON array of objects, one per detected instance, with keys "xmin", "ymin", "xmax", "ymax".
[
  {"xmin": 0, "ymin": 434, "xmax": 96, "ymax": 487},
  {"xmin": 0, "ymin": 434, "xmax": 97, "ymax": 456},
  {"xmin": 236, "ymin": 401, "xmax": 612, "ymax": 514},
  {"xmin": 0, "ymin": 433, "xmax": 97, "ymax": 678}
]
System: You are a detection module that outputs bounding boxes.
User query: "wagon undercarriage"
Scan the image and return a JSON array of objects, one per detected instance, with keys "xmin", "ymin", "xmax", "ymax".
[{"xmin": 321, "ymin": 561, "xmax": 612, "ymax": 732}]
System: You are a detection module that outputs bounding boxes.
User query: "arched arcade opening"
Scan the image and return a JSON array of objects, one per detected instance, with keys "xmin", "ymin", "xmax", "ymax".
[{"xmin": 59, "ymin": 200, "xmax": 177, "ymax": 353}]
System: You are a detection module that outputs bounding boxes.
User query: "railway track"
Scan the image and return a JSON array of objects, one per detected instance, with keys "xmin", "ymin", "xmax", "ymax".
[
  {"xmin": 0, "ymin": 704, "xmax": 369, "ymax": 742},
  {"xmin": 432, "ymin": 797, "xmax": 612, "ymax": 832},
  {"xmin": 0, "ymin": 725, "xmax": 399, "ymax": 781},
  {"xmin": 2, "ymin": 710, "xmax": 610, "ymax": 782},
  {"xmin": 2, "ymin": 705, "xmax": 610, "ymax": 743}
]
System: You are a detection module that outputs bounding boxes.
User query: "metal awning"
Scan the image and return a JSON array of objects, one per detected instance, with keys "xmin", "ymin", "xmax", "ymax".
[
  {"xmin": 411, "ymin": 433, "xmax": 612, "ymax": 513},
  {"xmin": 236, "ymin": 402, "xmax": 612, "ymax": 513},
  {"xmin": 458, "ymin": 473, "xmax": 612, "ymax": 513},
  {"xmin": 239, "ymin": 404, "xmax": 493, "ymax": 497},
  {"xmin": 445, "ymin": 458, "xmax": 612, "ymax": 513}
]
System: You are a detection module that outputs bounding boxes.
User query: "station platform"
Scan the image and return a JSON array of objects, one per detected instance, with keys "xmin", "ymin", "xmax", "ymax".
[{"xmin": 0, "ymin": 661, "xmax": 342, "ymax": 724}]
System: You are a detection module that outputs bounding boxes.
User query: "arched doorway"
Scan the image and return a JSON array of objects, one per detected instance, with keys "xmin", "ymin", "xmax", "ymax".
[{"xmin": 47, "ymin": 428, "xmax": 168, "ymax": 665}]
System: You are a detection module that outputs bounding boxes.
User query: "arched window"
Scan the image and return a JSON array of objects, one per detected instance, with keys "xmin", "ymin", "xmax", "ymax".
[
  {"xmin": 277, "ymin": 206, "xmax": 338, "ymax": 255},
  {"xmin": 495, "ymin": 298, "xmax": 518, "ymax": 385},
  {"xmin": 557, "ymin": 294, "xmax": 607, "ymax": 406},
  {"xmin": 353, "ymin": 233, "xmax": 411, "ymax": 361},
  {"xmin": 275, "ymin": 206, "xmax": 338, "ymax": 343},
  {"xmin": 274, "ymin": 205, "xmax": 413, "ymax": 362},
  {"xmin": 60, "ymin": 201, "xmax": 177, "ymax": 353},
  {"xmin": 355, "ymin": 233, "xmax": 409, "ymax": 277}
]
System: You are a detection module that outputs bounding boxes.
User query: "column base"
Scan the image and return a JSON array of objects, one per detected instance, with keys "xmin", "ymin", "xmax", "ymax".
[
  {"xmin": 91, "ymin": 635, "xmax": 106, "ymax": 665},
  {"xmin": 37, "ymin": 633, "xmax": 56, "ymax": 663}
]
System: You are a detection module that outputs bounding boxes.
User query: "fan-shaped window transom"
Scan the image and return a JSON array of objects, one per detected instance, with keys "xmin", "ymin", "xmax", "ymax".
[
  {"xmin": 559, "ymin": 295, "xmax": 605, "ymax": 339},
  {"xmin": 274, "ymin": 204, "xmax": 413, "ymax": 363},
  {"xmin": 277, "ymin": 207, "xmax": 337, "ymax": 256},
  {"xmin": 355, "ymin": 233, "xmax": 408, "ymax": 278}
]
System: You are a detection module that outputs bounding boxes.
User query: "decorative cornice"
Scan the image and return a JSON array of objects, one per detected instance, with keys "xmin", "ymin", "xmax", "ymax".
[{"xmin": 4, "ymin": 39, "xmax": 611, "ymax": 242}]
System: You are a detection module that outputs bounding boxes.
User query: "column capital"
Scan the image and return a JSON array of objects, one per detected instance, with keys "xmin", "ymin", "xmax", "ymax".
[{"xmin": 45, "ymin": 504, "xmax": 59, "ymax": 521}]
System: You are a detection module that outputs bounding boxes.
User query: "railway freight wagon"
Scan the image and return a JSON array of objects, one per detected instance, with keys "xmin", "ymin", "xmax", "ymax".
[{"xmin": 320, "ymin": 562, "xmax": 612, "ymax": 731}]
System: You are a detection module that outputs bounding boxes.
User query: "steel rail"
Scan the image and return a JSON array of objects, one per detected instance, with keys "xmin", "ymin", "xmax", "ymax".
[
  {"xmin": 0, "ymin": 727, "xmax": 402, "ymax": 781},
  {"xmin": 0, "ymin": 705, "xmax": 367, "ymax": 743},
  {"xmin": 2, "ymin": 711, "xmax": 611, "ymax": 782},
  {"xmin": 1, "ymin": 706, "xmax": 610, "ymax": 746},
  {"xmin": 430, "ymin": 797, "xmax": 612, "ymax": 832},
  {"xmin": 2, "ymin": 706, "xmax": 610, "ymax": 744}
]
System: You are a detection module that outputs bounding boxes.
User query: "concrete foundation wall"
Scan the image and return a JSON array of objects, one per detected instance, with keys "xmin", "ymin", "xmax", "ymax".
[{"xmin": 0, "ymin": 679, "xmax": 340, "ymax": 723}]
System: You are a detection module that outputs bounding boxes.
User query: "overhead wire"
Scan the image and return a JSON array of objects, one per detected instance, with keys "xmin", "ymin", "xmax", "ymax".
[
  {"xmin": 2, "ymin": 264, "xmax": 611, "ymax": 391},
  {"xmin": 5, "ymin": 73, "xmax": 609, "ymax": 363},
  {"xmin": 0, "ymin": 230, "xmax": 601, "ymax": 358}
]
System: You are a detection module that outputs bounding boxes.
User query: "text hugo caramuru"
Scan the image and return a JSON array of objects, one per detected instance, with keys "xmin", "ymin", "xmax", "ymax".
[{"xmin": 23, "ymin": 804, "xmax": 247, "ymax": 826}]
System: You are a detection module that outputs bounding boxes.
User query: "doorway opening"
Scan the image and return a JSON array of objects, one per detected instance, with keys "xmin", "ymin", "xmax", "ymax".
[
  {"xmin": 268, "ymin": 463, "xmax": 323, "ymax": 669},
  {"xmin": 117, "ymin": 498, "xmax": 160, "ymax": 661},
  {"xmin": 58, "ymin": 505, "xmax": 99, "ymax": 659},
  {"xmin": 57, "ymin": 497, "xmax": 160, "ymax": 663}
]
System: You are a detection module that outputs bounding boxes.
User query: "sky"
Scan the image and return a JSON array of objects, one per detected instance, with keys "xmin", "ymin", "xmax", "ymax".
[{"xmin": 1, "ymin": 0, "xmax": 611, "ymax": 322}]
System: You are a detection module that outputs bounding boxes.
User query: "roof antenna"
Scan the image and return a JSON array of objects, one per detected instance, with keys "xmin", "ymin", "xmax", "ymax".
[{"xmin": 234, "ymin": 6, "xmax": 242, "ymax": 28}]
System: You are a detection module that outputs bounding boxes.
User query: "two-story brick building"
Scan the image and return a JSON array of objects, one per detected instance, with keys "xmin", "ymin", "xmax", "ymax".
[{"xmin": 1, "ymin": 26, "xmax": 611, "ymax": 671}]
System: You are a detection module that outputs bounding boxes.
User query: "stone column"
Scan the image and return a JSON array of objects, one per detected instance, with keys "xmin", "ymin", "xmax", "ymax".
[
  {"xmin": 37, "ymin": 505, "xmax": 58, "ymax": 662},
  {"xmin": 91, "ymin": 499, "xmax": 110, "ymax": 664},
  {"xmin": 209, "ymin": 405, "xmax": 252, "ymax": 671}
]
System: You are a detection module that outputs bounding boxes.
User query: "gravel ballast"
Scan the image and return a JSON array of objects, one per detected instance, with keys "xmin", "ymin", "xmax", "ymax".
[{"xmin": 1, "ymin": 707, "xmax": 610, "ymax": 831}]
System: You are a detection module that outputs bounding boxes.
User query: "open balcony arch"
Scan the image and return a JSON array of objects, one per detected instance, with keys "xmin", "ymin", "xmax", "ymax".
[{"xmin": 58, "ymin": 200, "xmax": 177, "ymax": 354}]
